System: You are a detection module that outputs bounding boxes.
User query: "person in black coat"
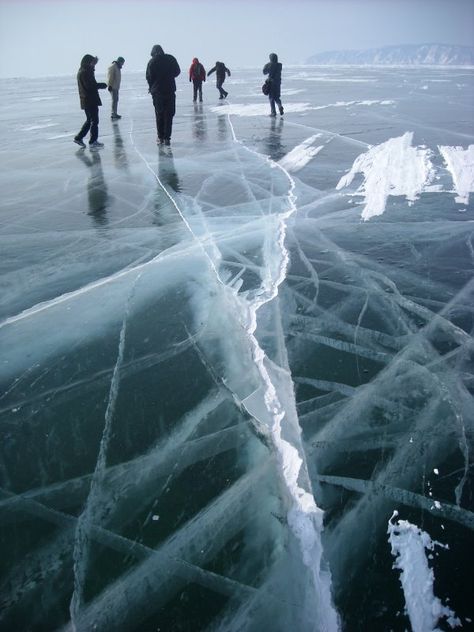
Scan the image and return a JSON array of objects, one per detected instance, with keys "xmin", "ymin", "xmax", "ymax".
[
  {"xmin": 74, "ymin": 54, "xmax": 108, "ymax": 148},
  {"xmin": 263, "ymin": 53, "xmax": 284, "ymax": 117},
  {"xmin": 207, "ymin": 61, "xmax": 231, "ymax": 99},
  {"xmin": 146, "ymin": 45, "xmax": 181, "ymax": 145}
]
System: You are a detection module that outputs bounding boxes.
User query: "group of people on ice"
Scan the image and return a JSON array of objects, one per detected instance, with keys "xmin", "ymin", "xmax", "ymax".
[{"xmin": 74, "ymin": 47, "xmax": 284, "ymax": 149}]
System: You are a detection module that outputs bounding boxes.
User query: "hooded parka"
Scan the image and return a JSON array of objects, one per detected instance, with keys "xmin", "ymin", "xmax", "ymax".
[{"xmin": 77, "ymin": 54, "xmax": 107, "ymax": 110}]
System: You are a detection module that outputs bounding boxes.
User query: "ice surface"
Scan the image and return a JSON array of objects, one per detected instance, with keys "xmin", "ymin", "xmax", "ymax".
[{"xmin": 0, "ymin": 65, "xmax": 473, "ymax": 631}]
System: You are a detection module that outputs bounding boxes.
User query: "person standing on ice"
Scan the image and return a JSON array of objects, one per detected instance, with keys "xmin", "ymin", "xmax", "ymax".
[
  {"xmin": 74, "ymin": 55, "xmax": 108, "ymax": 149},
  {"xmin": 207, "ymin": 61, "xmax": 231, "ymax": 99},
  {"xmin": 146, "ymin": 44, "xmax": 181, "ymax": 146},
  {"xmin": 263, "ymin": 53, "xmax": 284, "ymax": 117},
  {"xmin": 107, "ymin": 56, "xmax": 125, "ymax": 120},
  {"xmin": 189, "ymin": 57, "xmax": 206, "ymax": 102}
]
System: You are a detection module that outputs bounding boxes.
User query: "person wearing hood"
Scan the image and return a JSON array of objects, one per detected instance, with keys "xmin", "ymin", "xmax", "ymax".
[
  {"xmin": 263, "ymin": 53, "xmax": 284, "ymax": 117},
  {"xmin": 146, "ymin": 44, "xmax": 181, "ymax": 146},
  {"xmin": 189, "ymin": 58, "xmax": 206, "ymax": 103},
  {"xmin": 207, "ymin": 61, "xmax": 231, "ymax": 99},
  {"xmin": 107, "ymin": 56, "xmax": 125, "ymax": 120},
  {"xmin": 74, "ymin": 55, "xmax": 108, "ymax": 149}
]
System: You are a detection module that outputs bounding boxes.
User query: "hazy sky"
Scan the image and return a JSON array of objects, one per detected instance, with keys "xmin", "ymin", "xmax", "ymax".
[{"xmin": 0, "ymin": 0, "xmax": 473, "ymax": 78}]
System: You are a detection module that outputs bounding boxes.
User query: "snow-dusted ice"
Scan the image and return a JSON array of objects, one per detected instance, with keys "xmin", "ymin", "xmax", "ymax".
[
  {"xmin": 388, "ymin": 511, "xmax": 460, "ymax": 632},
  {"xmin": 0, "ymin": 65, "xmax": 473, "ymax": 631}
]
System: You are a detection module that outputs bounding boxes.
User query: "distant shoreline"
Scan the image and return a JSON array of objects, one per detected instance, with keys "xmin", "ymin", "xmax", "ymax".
[{"xmin": 1, "ymin": 64, "xmax": 474, "ymax": 81}]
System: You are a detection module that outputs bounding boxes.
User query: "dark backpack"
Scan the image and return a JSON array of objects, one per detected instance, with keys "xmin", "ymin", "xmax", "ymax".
[{"xmin": 193, "ymin": 63, "xmax": 203, "ymax": 81}]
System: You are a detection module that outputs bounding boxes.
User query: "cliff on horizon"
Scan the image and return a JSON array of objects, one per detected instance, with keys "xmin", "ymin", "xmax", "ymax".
[{"xmin": 306, "ymin": 43, "xmax": 474, "ymax": 66}]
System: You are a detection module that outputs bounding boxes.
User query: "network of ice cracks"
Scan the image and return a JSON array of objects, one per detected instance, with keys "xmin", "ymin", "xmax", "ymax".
[{"xmin": 0, "ymin": 67, "xmax": 473, "ymax": 632}]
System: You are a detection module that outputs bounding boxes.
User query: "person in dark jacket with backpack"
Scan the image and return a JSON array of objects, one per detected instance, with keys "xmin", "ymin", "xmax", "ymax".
[
  {"xmin": 207, "ymin": 61, "xmax": 231, "ymax": 99},
  {"xmin": 146, "ymin": 44, "xmax": 181, "ymax": 146},
  {"xmin": 74, "ymin": 54, "xmax": 108, "ymax": 149},
  {"xmin": 189, "ymin": 57, "xmax": 206, "ymax": 102},
  {"xmin": 263, "ymin": 53, "xmax": 284, "ymax": 117}
]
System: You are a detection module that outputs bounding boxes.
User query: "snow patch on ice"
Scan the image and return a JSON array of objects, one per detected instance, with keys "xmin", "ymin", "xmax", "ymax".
[
  {"xmin": 302, "ymin": 77, "xmax": 378, "ymax": 83},
  {"xmin": 213, "ymin": 100, "xmax": 394, "ymax": 118},
  {"xmin": 211, "ymin": 103, "xmax": 312, "ymax": 117},
  {"xmin": 438, "ymin": 144, "xmax": 474, "ymax": 204},
  {"xmin": 22, "ymin": 122, "xmax": 57, "ymax": 131},
  {"xmin": 49, "ymin": 133, "xmax": 75, "ymax": 139},
  {"xmin": 336, "ymin": 131, "xmax": 435, "ymax": 221},
  {"xmin": 281, "ymin": 88, "xmax": 306, "ymax": 96},
  {"xmin": 278, "ymin": 134, "xmax": 325, "ymax": 172},
  {"xmin": 313, "ymin": 99, "xmax": 394, "ymax": 111},
  {"xmin": 388, "ymin": 512, "xmax": 461, "ymax": 632}
]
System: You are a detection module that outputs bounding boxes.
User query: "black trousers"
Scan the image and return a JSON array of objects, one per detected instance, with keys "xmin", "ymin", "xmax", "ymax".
[
  {"xmin": 152, "ymin": 92, "xmax": 176, "ymax": 141},
  {"xmin": 76, "ymin": 105, "xmax": 99, "ymax": 143},
  {"xmin": 192, "ymin": 80, "xmax": 203, "ymax": 101},
  {"xmin": 269, "ymin": 85, "xmax": 282, "ymax": 115},
  {"xmin": 216, "ymin": 78, "xmax": 227, "ymax": 98}
]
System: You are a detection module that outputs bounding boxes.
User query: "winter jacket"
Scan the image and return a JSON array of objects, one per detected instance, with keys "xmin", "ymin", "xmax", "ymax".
[
  {"xmin": 263, "ymin": 54, "xmax": 282, "ymax": 86},
  {"xmin": 107, "ymin": 61, "xmax": 122, "ymax": 90},
  {"xmin": 189, "ymin": 58, "xmax": 206, "ymax": 82},
  {"xmin": 207, "ymin": 62, "xmax": 230, "ymax": 81},
  {"xmin": 146, "ymin": 48, "xmax": 181, "ymax": 95},
  {"xmin": 77, "ymin": 55, "xmax": 107, "ymax": 110}
]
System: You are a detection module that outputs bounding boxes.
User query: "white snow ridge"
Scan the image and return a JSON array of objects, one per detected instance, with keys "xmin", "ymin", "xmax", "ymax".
[
  {"xmin": 278, "ymin": 134, "xmax": 325, "ymax": 172},
  {"xmin": 387, "ymin": 512, "xmax": 461, "ymax": 632},
  {"xmin": 438, "ymin": 144, "xmax": 474, "ymax": 205},
  {"xmin": 336, "ymin": 132, "xmax": 435, "ymax": 220}
]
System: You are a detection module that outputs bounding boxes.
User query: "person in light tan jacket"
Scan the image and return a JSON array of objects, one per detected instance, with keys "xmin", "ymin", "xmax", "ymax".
[{"xmin": 107, "ymin": 57, "xmax": 125, "ymax": 120}]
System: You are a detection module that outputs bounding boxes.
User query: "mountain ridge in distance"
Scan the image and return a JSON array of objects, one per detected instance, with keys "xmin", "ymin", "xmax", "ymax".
[{"xmin": 306, "ymin": 43, "xmax": 474, "ymax": 66}]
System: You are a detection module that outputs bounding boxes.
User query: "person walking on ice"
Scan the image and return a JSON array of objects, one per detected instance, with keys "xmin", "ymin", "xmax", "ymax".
[
  {"xmin": 189, "ymin": 57, "xmax": 206, "ymax": 102},
  {"xmin": 146, "ymin": 44, "xmax": 181, "ymax": 146},
  {"xmin": 263, "ymin": 53, "xmax": 284, "ymax": 117},
  {"xmin": 207, "ymin": 61, "xmax": 231, "ymax": 99},
  {"xmin": 107, "ymin": 56, "xmax": 125, "ymax": 120},
  {"xmin": 74, "ymin": 54, "xmax": 108, "ymax": 149}
]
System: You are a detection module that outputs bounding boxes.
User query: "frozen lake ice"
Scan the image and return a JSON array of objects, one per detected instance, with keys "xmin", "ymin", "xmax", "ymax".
[{"xmin": 0, "ymin": 65, "xmax": 473, "ymax": 631}]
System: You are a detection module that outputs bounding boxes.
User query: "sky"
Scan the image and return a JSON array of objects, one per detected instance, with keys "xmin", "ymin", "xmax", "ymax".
[{"xmin": 0, "ymin": 0, "xmax": 473, "ymax": 78}]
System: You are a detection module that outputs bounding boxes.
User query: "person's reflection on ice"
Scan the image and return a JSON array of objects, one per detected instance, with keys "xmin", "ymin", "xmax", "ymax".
[
  {"xmin": 151, "ymin": 148, "xmax": 182, "ymax": 226},
  {"xmin": 193, "ymin": 102, "xmax": 207, "ymax": 142},
  {"xmin": 217, "ymin": 112, "xmax": 228, "ymax": 142},
  {"xmin": 112, "ymin": 121, "xmax": 129, "ymax": 171},
  {"xmin": 75, "ymin": 150, "xmax": 109, "ymax": 226},
  {"xmin": 158, "ymin": 146, "xmax": 181, "ymax": 193},
  {"xmin": 265, "ymin": 116, "xmax": 285, "ymax": 162}
]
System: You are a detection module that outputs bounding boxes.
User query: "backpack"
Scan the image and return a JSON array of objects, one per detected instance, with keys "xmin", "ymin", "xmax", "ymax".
[{"xmin": 193, "ymin": 63, "xmax": 203, "ymax": 81}]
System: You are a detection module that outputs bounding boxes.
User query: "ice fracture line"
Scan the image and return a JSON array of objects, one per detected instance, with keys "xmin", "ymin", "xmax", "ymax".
[
  {"xmin": 69, "ymin": 273, "xmax": 141, "ymax": 628},
  {"xmin": 227, "ymin": 111, "xmax": 340, "ymax": 630}
]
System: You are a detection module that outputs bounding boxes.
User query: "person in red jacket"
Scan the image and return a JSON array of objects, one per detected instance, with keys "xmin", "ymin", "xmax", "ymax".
[{"xmin": 189, "ymin": 58, "xmax": 206, "ymax": 102}]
